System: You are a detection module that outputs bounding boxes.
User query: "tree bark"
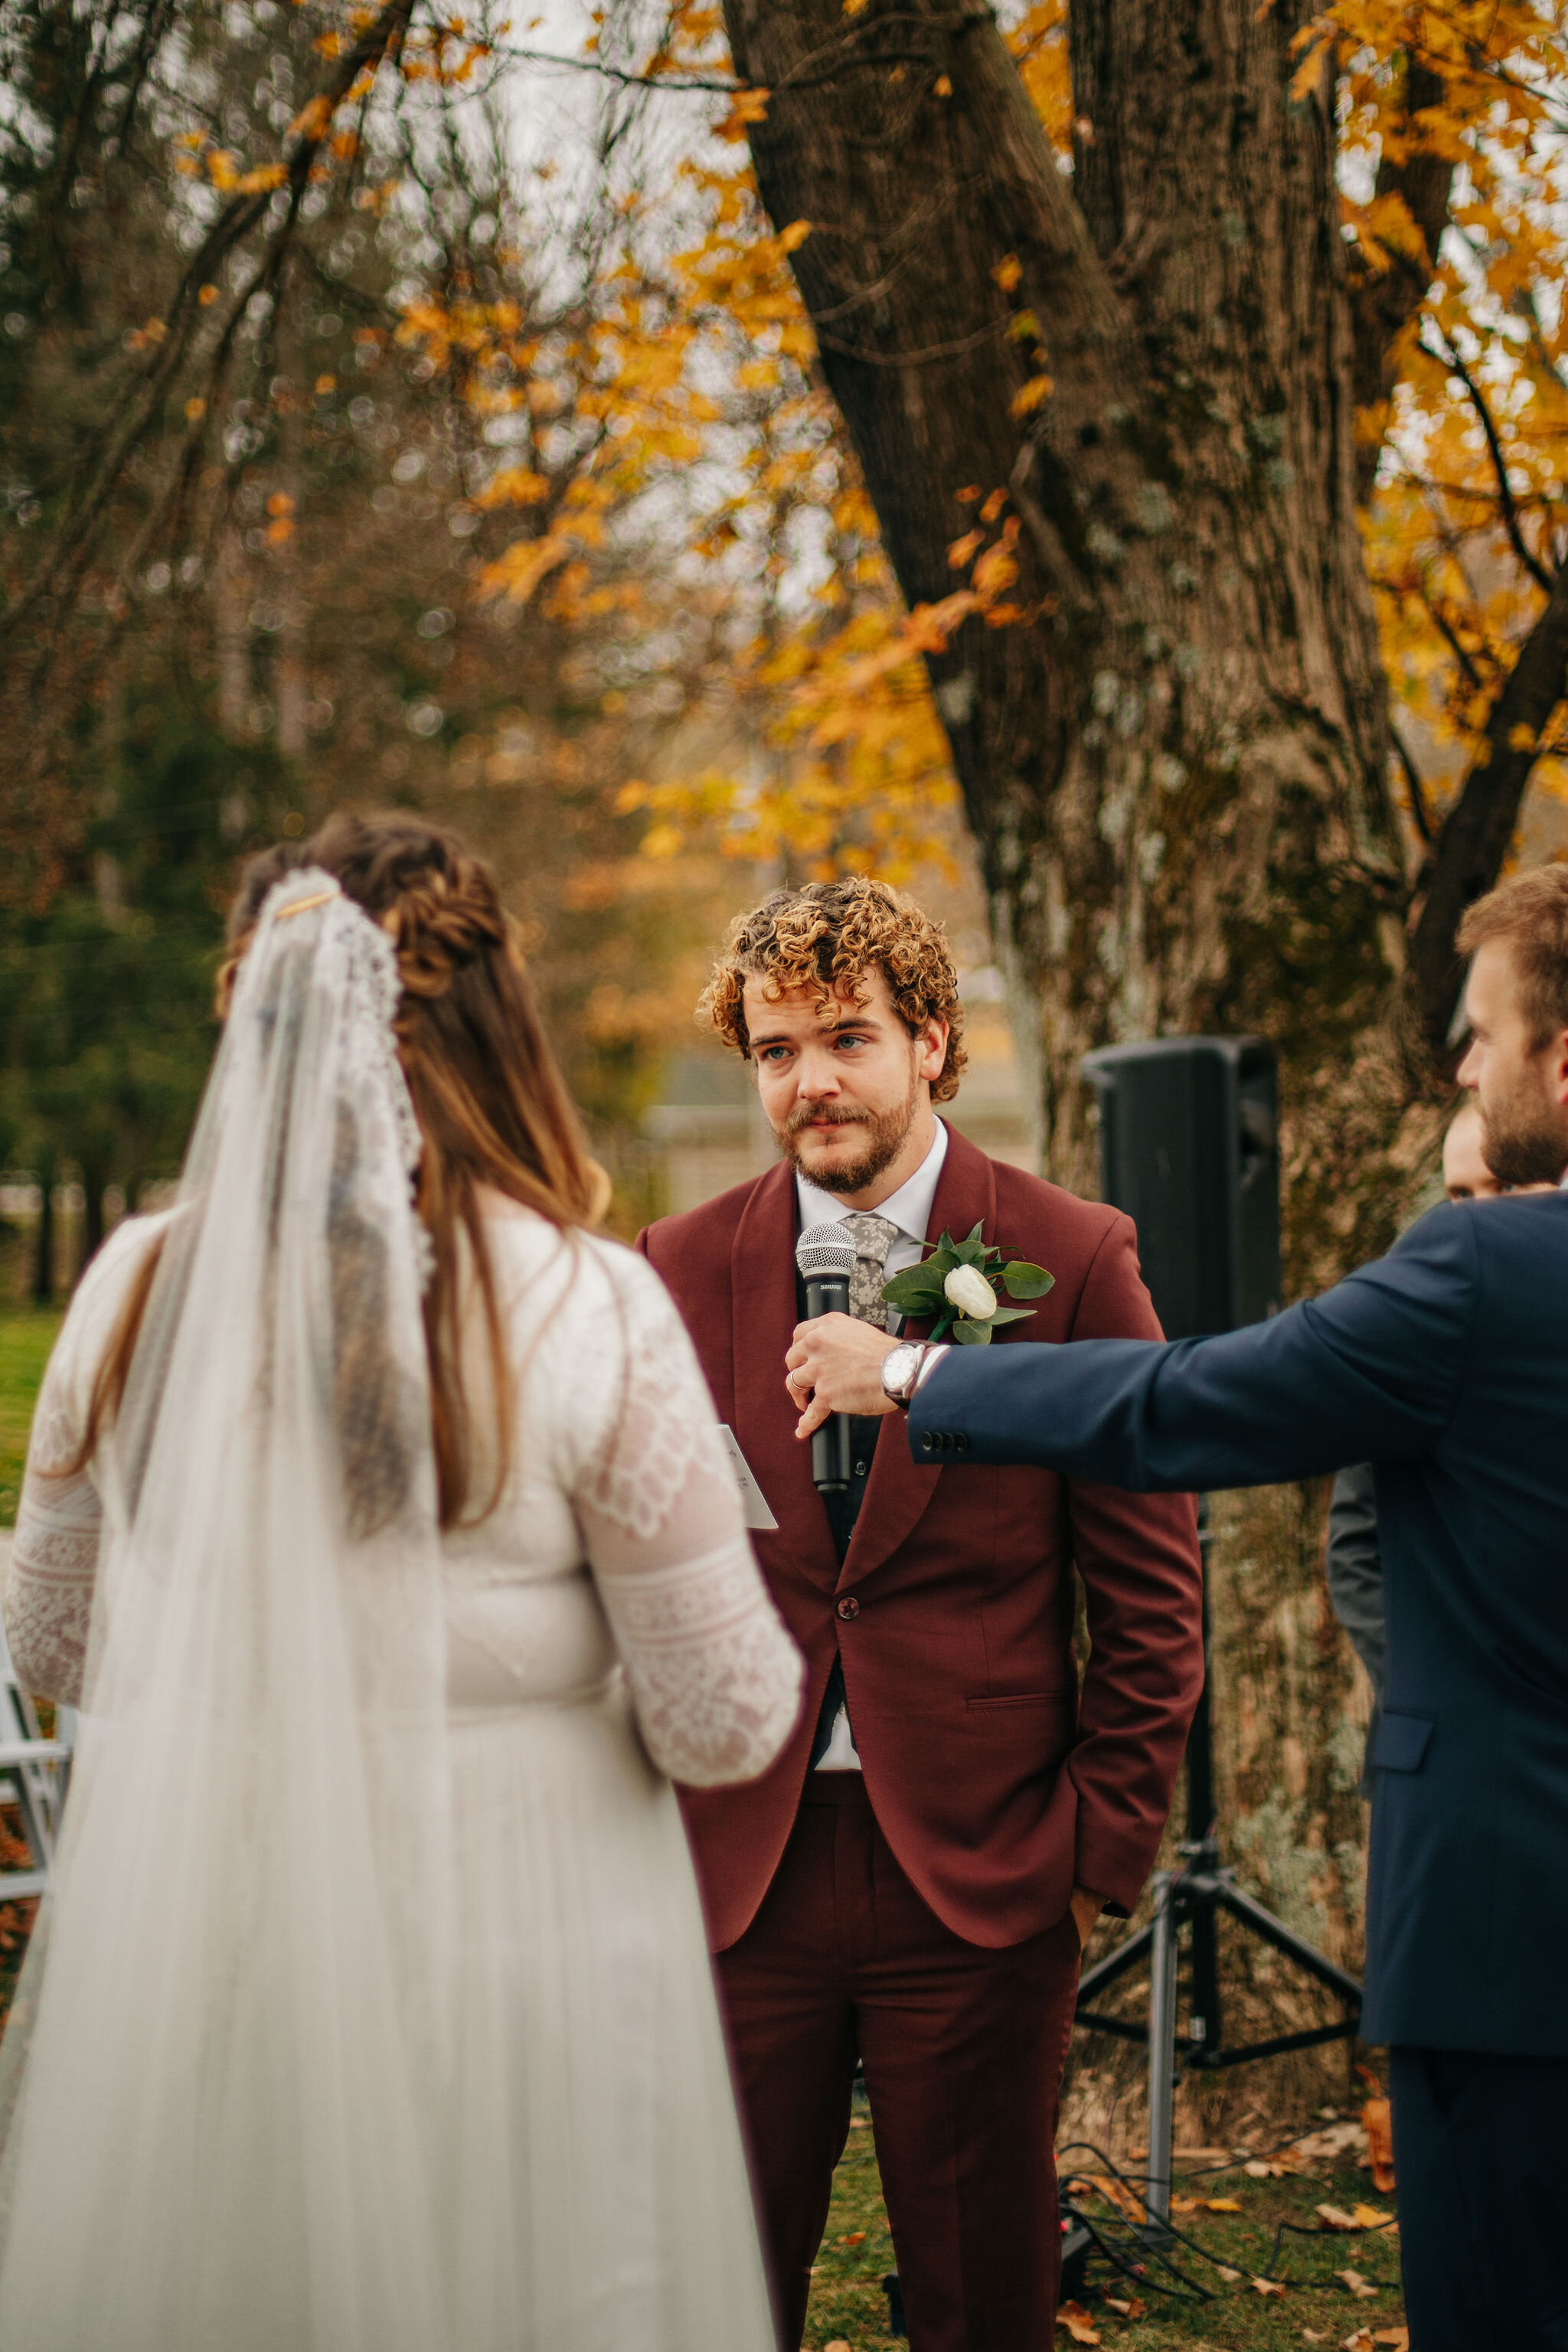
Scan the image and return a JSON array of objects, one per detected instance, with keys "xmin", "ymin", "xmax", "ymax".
[
  {"xmin": 31, "ymin": 1146, "xmax": 56, "ymax": 1308},
  {"xmin": 724, "ymin": 0, "xmax": 1410, "ymax": 1288},
  {"xmin": 723, "ymin": 0, "xmax": 1434, "ymax": 2037}
]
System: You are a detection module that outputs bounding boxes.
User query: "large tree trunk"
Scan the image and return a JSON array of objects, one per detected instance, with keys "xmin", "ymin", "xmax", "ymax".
[
  {"xmin": 724, "ymin": 0, "xmax": 1422, "ymax": 2055},
  {"xmin": 725, "ymin": 0, "xmax": 1420, "ymax": 1289}
]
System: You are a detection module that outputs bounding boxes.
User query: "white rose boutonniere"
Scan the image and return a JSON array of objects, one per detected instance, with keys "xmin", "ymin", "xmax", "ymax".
[
  {"xmin": 943, "ymin": 1263, "xmax": 998, "ymax": 1321},
  {"xmin": 880, "ymin": 1221, "xmax": 1055, "ymax": 1345}
]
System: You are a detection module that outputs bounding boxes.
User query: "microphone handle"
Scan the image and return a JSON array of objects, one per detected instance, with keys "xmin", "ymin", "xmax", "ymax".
[{"xmin": 804, "ymin": 1272, "xmax": 853, "ymax": 1495}]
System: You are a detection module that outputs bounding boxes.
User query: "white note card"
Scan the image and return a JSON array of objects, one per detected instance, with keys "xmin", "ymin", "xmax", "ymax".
[{"xmin": 718, "ymin": 1426, "xmax": 779, "ymax": 1531}]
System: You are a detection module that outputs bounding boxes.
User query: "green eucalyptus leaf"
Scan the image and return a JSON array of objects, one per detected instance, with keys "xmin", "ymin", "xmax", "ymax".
[
  {"xmin": 928, "ymin": 1246, "xmax": 959, "ymax": 1273},
  {"xmin": 881, "ymin": 1266, "xmax": 947, "ymax": 1312},
  {"xmin": 1001, "ymin": 1262, "xmax": 1055, "ymax": 1299},
  {"xmin": 952, "ymin": 1237, "xmax": 989, "ymax": 1268},
  {"xmin": 985, "ymin": 1304, "xmax": 1036, "ymax": 1326},
  {"xmin": 951, "ymin": 1317, "xmax": 993, "ymax": 1345}
]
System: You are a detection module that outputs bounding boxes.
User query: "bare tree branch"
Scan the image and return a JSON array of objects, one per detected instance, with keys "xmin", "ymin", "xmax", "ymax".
[
  {"xmin": 7, "ymin": 0, "xmax": 420, "ymax": 634},
  {"xmin": 1421, "ymin": 328, "xmax": 1556, "ymax": 595},
  {"xmin": 1391, "ymin": 721, "xmax": 1435, "ymax": 847}
]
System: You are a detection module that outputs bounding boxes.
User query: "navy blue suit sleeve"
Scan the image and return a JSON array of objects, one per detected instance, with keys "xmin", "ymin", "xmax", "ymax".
[{"xmin": 907, "ymin": 1203, "xmax": 1481, "ymax": 1491}]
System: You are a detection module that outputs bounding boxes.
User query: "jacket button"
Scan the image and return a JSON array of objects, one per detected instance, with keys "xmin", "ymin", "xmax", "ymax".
[
  {"xmin": 956, "ymin": 1432, "xmax": 970, "ymax": 1453},
  {"xmin": 920, "ymin": 1430, "xmax": 935, "ymax": 1453},
  {"xmin": 837, "ymin": 1596, "xmax": 861, "ymax": 1622}
]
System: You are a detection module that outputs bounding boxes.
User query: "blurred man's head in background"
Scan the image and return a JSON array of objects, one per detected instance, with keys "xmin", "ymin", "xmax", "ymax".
[
  {"xmin": 1455, "ymin": 868, "xmax": 1568, "ymax": 1188},
  {"xmin": 1442, "ymin": 1099, "xmax": 1504, "ymax": 1200}
]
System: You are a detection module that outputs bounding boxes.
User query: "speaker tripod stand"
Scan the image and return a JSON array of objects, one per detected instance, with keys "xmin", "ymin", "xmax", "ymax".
[{"xmin": 1070, "ymin": 1505, "xmax": 1364, "ymax": 2243}]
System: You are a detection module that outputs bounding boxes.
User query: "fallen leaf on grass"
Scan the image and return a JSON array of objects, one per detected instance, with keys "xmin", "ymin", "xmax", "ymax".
[
  {"xmin": 1170, "ymin": 2194, "xmax": 1202, "ymax": 2215},
  {"xmin": 1302, "ymin": 2334, "xmax": 1325, "ymax": 2344},
  {"xmin": 835, "ymin": 2232, "xmax": 866, "ymax": 2246},
  {"xmin": 1315, "ymin": 2204, "xmax": 1363, "ymax": 2231},
  {"xmin": 1361, "ymin": 2097, "xmax": 1396, "ymax": 2193},
  {"xmin": 1352, "ymin": 2205, "xmax": 1393, "ymax": 2229},
  {"xmin": 1291, "ymin": 2120, "xmax": 1369, "ymax": 2163},
  {"xmin": 824, "ymin": 2341, "xmax": 851, "ymax": 2350},
  {"xmin": 1216, "ymin": 2265, "xmax": 1242, "ymax": 2282},
  {"xmin": 1253, "ymin": 2277, "xmax": 1287, "ymax": 2298},
  {"xmin": 1206, "ymin": 2197, "xmax": 1244, "ymax": 2213},
  {"xmin": 848, "ymin": 2115, "xmax": 867, "ymax": 2130},
  {"xmin": 1245, "ymin": 2158, "xmax": 1291, "ymax": 2177},
  {"xmin": 1085, "ymin": 2173, "xmax": 1148, "ymax": 2222},
  {"xmin": 1334, "ymin": 2269, "xmax": 1378, "ymax": 2299},
  {"xmin": 1104, "ymin": 2298, "xmax": 1147, "ymax": 2319},
  {"xmin": 1374, "ymin": 2332, "xmax": 1409, "ymax": 2349},
  {"xmin": 1057, "ymin": 2301, "xmax": 1101, "ymax": 2344},
  {"xmin": 1341, "ymin": 2332, "xmax": 1376, "ymax": 2352}
]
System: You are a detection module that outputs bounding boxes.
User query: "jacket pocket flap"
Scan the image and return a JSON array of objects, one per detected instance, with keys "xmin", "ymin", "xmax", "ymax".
[{"xmin": 1370, "ymin": 1710, "xmax": 1435, "ymax": 1773}]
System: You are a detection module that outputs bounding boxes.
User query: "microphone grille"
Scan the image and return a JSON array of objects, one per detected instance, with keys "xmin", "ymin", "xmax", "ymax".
[{"xmin": 795, "ymin": 1221, "xmax": 857, "ymax": 1280}]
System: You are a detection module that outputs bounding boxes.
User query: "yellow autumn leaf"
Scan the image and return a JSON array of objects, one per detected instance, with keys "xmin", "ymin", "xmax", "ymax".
[
  {"xmin": 1010, "ymin": 372, "xmax": 1054, "ymax": 416},
  {"xmin": 289, "ymin": 96, "xmax": 332, "ymax": 142}
]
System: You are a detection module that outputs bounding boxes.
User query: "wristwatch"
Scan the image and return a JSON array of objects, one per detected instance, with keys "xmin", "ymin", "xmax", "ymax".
[{"xmin": 880, "ymin": 1339, "xmax": 950, "ymax": 1409}]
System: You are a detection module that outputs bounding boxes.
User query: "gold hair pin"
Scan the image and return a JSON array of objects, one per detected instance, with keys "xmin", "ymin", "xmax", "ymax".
[{"xmin": 276, "ymin": 887, "xmax": 338, "ymax": 921}]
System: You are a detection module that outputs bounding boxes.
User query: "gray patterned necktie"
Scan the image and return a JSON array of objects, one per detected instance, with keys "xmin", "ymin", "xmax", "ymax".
[{"xmin": 838, "ymin": 1212, "xmax": 902, "ymax": 1331}]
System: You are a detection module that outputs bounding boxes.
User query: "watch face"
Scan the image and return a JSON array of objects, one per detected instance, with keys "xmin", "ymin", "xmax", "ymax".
[{"xmin": 884, "ymin": 1342, "xmax": 920, "ymax": 1398}]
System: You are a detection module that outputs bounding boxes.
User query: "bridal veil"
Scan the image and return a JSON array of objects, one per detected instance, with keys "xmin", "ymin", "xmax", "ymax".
[{"xmin": 0, "ymin": 873, "xmax": 458, "ymax": 2350}]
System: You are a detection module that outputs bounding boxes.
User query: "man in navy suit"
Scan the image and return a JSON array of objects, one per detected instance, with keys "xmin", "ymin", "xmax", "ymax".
[{"xmin": 786, "ymin": 866, "xmax": 1568, "ymax": 2352}]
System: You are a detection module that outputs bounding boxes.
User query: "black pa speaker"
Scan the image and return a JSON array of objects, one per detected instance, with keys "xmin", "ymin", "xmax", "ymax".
[{"xmin": 1080, "ymin": 1037, "xmax": 1282, "ymax": 1340}]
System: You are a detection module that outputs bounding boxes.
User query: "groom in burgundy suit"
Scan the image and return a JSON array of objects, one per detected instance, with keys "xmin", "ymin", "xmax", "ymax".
[{"xmin": 638, "ymin": 877, "xmax": 1204, "ymax": 2352}]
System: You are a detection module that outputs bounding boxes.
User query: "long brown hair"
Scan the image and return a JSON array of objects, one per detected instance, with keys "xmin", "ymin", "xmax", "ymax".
[{"xmin": 72, "ymin": 814, "xmax": 606, "ymax": 1527}]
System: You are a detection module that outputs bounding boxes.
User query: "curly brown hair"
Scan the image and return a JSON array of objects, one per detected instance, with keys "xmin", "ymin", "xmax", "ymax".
[{"xmin": 701, "ymin": 875, "xmax": 967, "ymax": 1103}]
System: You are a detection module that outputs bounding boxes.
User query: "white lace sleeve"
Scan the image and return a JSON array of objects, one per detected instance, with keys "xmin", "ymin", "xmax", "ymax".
[
  {"xmin": 5, "ymin": 1216, "xmax": 168, "ymax": 1704},
  {"xmin": 564, "ymin": 1244, "xmax": 803, "ymax": 1788}
]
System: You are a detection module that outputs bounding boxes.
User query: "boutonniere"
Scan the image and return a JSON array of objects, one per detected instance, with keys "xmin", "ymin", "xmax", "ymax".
[{"xmin": 880, "ymin": 1221, "xmax": 1055, "ymax": 1344}]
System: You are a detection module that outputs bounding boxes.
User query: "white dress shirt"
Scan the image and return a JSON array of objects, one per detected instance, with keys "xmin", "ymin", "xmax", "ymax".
[
  {"xmin": 794, "ymin": 1116, "xmax": 950, "ymax": 1292},
  {"xmin": 795, "ymin": 1118, "xmax": 949, "ymax": 1769}
]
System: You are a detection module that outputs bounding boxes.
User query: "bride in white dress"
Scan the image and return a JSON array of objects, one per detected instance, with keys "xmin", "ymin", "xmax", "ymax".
[{"xmin": 0, "ymin": 816, "xmax": 802, "ymax": 2352}]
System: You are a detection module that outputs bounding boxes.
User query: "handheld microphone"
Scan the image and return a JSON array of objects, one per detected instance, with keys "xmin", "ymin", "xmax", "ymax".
[{"xmin": 795, "ymin": 1222, "xmax": 856, "ymax": 1496}]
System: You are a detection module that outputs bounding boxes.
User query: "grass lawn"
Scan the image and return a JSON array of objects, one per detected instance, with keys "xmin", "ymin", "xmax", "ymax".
[
  {"xmin": 805, "ymin": 2097, "xmax": 1405, "ymax": 2351},
  {"xmin": 0, "ymin": 1311, "xmax": 61, "ymax": 1528}
]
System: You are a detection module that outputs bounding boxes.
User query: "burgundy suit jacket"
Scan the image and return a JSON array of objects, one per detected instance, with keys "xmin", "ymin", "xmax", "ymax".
[{"xmin": 637, "ymin": 1123, "xmax": 1204, "ymax": 1953}]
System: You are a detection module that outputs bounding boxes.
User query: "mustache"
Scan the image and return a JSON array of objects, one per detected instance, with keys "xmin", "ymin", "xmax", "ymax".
[{"xmin": 782, "ymin": 1102, "xmax": 867, "ymax": 1138}]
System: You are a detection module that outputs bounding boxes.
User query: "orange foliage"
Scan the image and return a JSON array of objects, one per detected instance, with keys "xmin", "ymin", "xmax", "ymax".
[{"xmin": 397, "ymin": 0, "xmax": 1568, "ymax": 882}]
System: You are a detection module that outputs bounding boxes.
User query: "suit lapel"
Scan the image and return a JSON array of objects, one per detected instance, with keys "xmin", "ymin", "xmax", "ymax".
[
  {"xmin": 840, "ymin": 1124, "xmax": 999, "ymax": 1586},
  {"xmin": 730, "ymin": 1162, "xmax": 839, "ymax": 1591}
]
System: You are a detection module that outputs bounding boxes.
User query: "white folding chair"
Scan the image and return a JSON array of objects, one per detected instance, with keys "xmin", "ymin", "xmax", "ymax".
[{"xmin": 0, "ymin": 1597, "xmax": 74, "ymax": 1900}]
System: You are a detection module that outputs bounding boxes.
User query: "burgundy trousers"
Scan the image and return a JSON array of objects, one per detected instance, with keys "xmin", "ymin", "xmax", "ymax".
[{"xmin": 717, "ymin": 1774, "xmax": 1082, "ymax": 2352}]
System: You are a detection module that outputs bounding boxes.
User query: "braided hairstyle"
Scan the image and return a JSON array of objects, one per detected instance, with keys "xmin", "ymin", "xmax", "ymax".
[
  {"xmin": 80, "ymin": 815, "xmax": 606, "ymax": 1530},
  {"xmin": 309, "ymin": 815, "xmax": 606, "ymax": 1525}
]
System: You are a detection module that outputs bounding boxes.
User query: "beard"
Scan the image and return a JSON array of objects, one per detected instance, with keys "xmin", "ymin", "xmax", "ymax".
[
  {"xmin": 779, "ymin": 1074, "xmax": 920, "ymax": 1195},
  {"xmin": 1479, "ymin": 1069, "xmax": 1568, "ymax": 1188}
]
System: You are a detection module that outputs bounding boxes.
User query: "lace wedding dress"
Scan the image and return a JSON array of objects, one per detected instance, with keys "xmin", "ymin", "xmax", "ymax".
[{"xmin": 0, "ymin": 879, "xmax": 802, "ymax": 2352}]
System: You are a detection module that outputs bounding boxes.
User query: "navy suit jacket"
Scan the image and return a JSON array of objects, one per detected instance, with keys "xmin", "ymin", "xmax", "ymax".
[{"xmin": 908, "ymin": 1191, "xmax": 1568, "ymax": 2053}]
